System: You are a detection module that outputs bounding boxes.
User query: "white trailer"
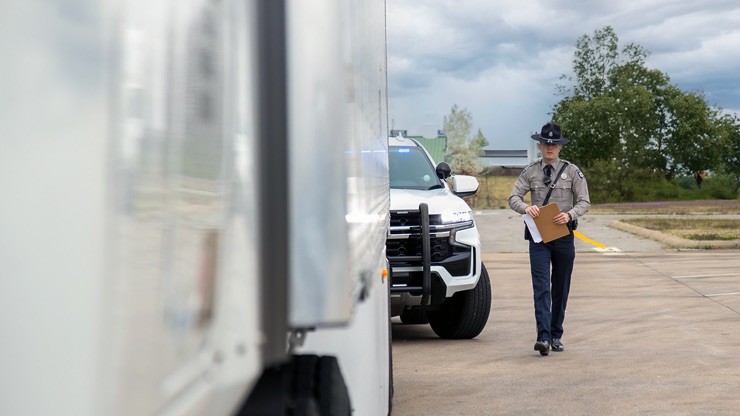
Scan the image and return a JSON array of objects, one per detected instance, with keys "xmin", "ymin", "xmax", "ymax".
[{"xmin": 0, "ymin": 0, "xmax": 391, "ymax": 415}]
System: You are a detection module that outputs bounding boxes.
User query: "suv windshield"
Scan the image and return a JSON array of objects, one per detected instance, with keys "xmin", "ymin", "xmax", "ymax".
[{"xmin": 389, "ymin": 146, "xmax": 443, "ymax": 190}]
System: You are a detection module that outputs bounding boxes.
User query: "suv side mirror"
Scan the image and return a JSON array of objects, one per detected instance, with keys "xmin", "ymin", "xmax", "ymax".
[
  {"xmin": 435, "ymin": 162, "xmax": 451, "ymax": 180},
  {"xmin": 452, "ymin": 175, "xmax": 479, "ymax": 197}
]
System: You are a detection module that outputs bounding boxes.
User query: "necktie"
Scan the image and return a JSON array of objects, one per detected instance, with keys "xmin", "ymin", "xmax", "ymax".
[{"xmin": 544, "ymin": 165, "xmax": 553, "ymax": 186}]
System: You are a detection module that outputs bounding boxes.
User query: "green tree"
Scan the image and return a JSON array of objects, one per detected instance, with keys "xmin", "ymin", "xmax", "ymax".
[
  {"xmin": 553, "ymin": 26, "xmax": 731, "ymax": 197},
  {"xmin": 608, "ymin": 62, "xmax": 670, "ymax": 171},
  {"xmin": 443, "ymin": 105, "xmax": 488, "ymax": 174},
  {"xmin": 472, "ymin": 128, "xmax": 489, "ymax": 154},
  {"xmin": 715, "ymin": 113, "xmax": 740, "ymax": 178},
  {"xmin": 555, "ymin": 27, "xmax": 664, "ymax": 171},
  {"xmin": 663, "ymin": 88, "xmax": 720, "ymax": 176}
]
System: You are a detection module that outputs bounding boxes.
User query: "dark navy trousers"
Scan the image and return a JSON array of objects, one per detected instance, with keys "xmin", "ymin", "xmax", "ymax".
[{"xmin": 529, "ymin": 233, "xmax": 575, "ymax": 343}]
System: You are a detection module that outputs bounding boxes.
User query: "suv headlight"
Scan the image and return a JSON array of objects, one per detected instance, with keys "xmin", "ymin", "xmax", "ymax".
[{"xmin": 440, "ymin": 210, "xmax": 473, "ymax": 225}]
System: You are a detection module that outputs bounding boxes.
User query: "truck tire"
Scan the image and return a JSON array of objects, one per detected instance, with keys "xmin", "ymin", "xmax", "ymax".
[
  {"xmin": 387, "ymin": 273, "xmax": 394, "ymax": 414},
  {"xmin": 427, "ymin": 264, "xmax": 491, "ymax": 339},
  {"xmin": 399, "ymin": 307, "xmax": 428, "ymax": 324},
  {"xmin": 238, "ymin": 355, "xmax": 350, "ymax": 416},
  {"xmin": 293, "ymin": 355, "xmax": 351, "ymax": 416}
]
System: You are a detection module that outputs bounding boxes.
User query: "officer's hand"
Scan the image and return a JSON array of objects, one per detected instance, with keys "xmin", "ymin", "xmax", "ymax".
[
  {"xmin": 525, "ymin": 205, "xmax": 540, "ymax": 218},
  {"xmin": 553, "ymin": 212, "xmax": 570, "ymax": 225}
]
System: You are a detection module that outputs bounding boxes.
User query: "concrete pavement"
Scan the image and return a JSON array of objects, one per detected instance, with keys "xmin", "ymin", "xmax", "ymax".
[
  {"xmin": 391, "ymin": 212, "xmax": 740, "ymax": 415},
  {"xmin": 475, "ymin": 209, "xmax": 666, "ymax": 253}
]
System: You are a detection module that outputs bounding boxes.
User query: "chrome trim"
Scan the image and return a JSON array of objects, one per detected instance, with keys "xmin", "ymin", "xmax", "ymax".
[
  {"xmin": 387, "ymin": 221, "xmax": 474, "ymax": 240},
  {"xmin": 388, "ymin": 220, "xmax": 473, "ymax": 232},
  {"xmin": 387, "ymin": 231, "xmax": 450, "ymax": 240}
]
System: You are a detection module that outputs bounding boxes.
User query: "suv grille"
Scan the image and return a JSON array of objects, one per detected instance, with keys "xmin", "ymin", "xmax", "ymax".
[
  {"xmin": 386, "ymin": 210, "xmax": 472, "ymax": 277},
  {"xmin": 390, "ymin": 212, "xmax": 442, "ymax": 227}
]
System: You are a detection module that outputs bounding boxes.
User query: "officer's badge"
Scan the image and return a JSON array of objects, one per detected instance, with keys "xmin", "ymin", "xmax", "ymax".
[
  {"xmin": 561, "ymin": 173, "xmax": 567, "ymax": 180},
  {"xmin": 576, "ymin": 169, "xmax": 584, "ymax": 179}
]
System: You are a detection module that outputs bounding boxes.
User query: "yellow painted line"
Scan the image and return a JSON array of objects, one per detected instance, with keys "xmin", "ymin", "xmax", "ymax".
[{"xmin": 574, "ymin": 230, "xmax": 606, "ymax": 249}]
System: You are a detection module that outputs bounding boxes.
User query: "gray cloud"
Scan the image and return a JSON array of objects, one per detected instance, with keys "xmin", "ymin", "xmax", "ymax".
[{"xmin": 388, "ymin": 0, "xmax": 740, "ymax": 149}]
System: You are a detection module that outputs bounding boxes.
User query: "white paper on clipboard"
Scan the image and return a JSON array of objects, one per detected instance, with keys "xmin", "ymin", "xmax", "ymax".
[{"xmin": 522, "ymin": 214, "xmax": 543, "ymax": 243}]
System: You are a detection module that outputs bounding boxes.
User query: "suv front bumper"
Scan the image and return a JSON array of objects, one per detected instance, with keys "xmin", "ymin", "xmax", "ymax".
[{"xmin": 388, "ymin": 217, "xmax": 481, "ymax": 305}]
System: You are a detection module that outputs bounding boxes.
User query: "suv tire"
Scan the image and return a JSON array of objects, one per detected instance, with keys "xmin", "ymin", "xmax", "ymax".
[{"xmin": 427, "ymin": 264, "xmax": 491, "ymax": 339}]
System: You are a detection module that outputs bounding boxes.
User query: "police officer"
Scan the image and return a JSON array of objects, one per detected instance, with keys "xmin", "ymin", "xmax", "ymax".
[{"xmin": 509, "ymin": 122, "xmax": 590, "ymax": 356}]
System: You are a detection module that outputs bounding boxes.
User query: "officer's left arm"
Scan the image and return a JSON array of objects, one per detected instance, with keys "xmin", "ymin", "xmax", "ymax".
[{"xmin": 567, "ymin": 166, "xmax": 590, "ymax": 221}]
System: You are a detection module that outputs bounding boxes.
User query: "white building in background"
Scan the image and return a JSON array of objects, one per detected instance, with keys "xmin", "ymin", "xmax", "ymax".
[{"xmin": 479, "ymin": 140, "xmax": 539, "ymax": 169}]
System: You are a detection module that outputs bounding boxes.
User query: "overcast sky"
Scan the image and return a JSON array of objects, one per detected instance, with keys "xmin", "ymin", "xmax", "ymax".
[{"xmin": 386, "ymin": 0, "xmax": 740, "ymax": 150}]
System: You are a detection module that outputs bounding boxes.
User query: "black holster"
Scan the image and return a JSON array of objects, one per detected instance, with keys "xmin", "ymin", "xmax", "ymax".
[{"xmin": 567, "ymin": 219, "xmax": 578, "ymax": 231}]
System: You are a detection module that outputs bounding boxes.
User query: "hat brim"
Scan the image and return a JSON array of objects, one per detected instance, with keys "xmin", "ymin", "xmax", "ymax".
[{"xmin": 531, "ymin": 134, "xmax": 570, "ymax": 145}]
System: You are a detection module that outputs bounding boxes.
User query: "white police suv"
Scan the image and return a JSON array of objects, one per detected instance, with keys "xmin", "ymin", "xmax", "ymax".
[{"xmin": 387, "ymin": 135, "xmax": 491, "ymax": 339}]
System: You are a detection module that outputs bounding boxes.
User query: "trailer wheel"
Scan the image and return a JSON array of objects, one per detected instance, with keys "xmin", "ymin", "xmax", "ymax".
[
  {"xmin": 399, "ymin": 307, "xmax": 428, "ymax": 324},
  {"xmin": 387, "ymin": 270, "xmax": 394, "ymax": 414},
  {"xmin": 427, "ymin": 264, "xmax": 491, "ymax": 339},
  {"xmin": 293, "ymin": 355, "xmax": 351, "ymax": 416},
  {"xmin": 238, "ymin": 355, "xmax": 350, "ymax": 416}
]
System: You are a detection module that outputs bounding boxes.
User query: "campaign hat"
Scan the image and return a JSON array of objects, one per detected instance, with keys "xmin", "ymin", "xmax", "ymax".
[{"xmin": 531, "ymin": 122, "xmax": 570, "ymax": 145}]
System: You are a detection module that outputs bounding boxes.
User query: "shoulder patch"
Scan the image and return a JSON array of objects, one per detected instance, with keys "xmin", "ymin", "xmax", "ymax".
[
  {"xmin": 520, "ymin": 168, "xmax": 527, "ymax": 176},
  {"xmin": 576, "ymin": 169, "xmax": 584, "ymax": 179}
]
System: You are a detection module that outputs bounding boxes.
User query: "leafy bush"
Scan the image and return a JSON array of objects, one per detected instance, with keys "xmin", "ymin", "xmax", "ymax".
[
  {"xmin": 584, "ymin": 160, "xmax": 669, "ymax": 203},
  {"xmin": 465, "ymin": 166, "xmax": 738, "ymax": 210},
  {"xmin": 673, "ymin": 175, "xmax": 697, "ymax": 190},
  {"xmin": 584, "ymin": 161, "xmax": 738, "ymax": 202},
  {"xmin": 702, "ymin": 174, "xmax": 739, "ymax": 200}
]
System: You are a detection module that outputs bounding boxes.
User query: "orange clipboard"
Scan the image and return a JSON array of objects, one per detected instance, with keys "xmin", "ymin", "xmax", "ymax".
[{"xmin": 532, "ymin": 203, "xmax": 570, "ymax": 243}]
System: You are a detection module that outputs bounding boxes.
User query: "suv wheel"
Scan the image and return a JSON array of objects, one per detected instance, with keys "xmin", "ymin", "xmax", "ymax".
[{"xmin": 427, "ymin": 264, "xmax": 491, "ymax": 339}]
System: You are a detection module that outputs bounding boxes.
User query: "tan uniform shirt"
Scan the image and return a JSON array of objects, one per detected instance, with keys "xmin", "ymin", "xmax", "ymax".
[{"xmin": 508, "ymin": 158, "xmax": 591, "ymax": 221}]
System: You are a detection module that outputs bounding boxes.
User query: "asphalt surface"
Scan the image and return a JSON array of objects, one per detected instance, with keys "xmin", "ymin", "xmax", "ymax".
[{"xmin": 391, "ymin": 211, "xmax": 740, "ymax": 415}]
